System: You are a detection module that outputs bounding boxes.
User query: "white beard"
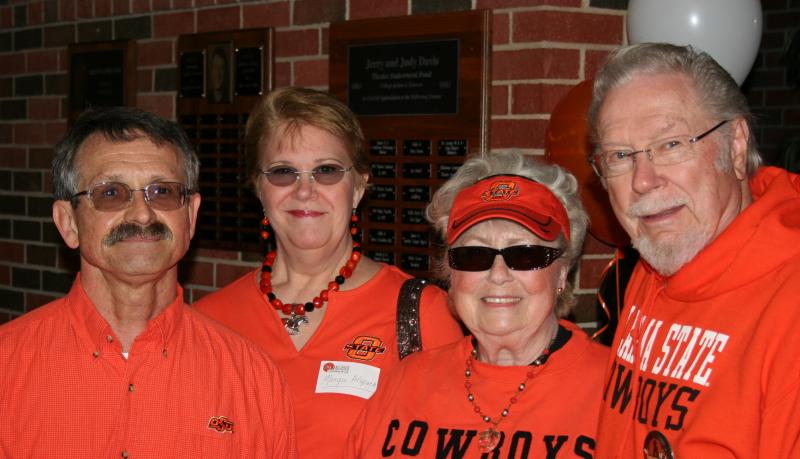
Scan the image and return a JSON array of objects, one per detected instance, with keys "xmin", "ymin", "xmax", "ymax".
[{"xmin": 632, "ymin": 227, "xmax": 710, "ymax": 276}]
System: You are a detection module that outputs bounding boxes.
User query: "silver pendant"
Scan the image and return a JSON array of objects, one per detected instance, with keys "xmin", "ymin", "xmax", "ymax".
[
  {"xmin": 478, "ymin": 428, "xmax": 500, "ymax": 453},
  {"xmin": 283, "ymin": 313, "xmax": 309, "ymax": 335}
]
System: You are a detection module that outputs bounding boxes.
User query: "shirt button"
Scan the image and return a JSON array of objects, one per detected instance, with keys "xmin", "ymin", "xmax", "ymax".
[
  {"xmin": 121, "ymin": 450, "xmax": 129, "ymax": 458},
  {"xmin": 92, "ymin": 351, "xmax": 100, "ymax": 358},
  {"xmin": 128, "ymin": 383, "xmax": 135, "ymax": 392},
  {"xmin": 106, "ymin": 335, "xmax": 114, "ymax": 343}
]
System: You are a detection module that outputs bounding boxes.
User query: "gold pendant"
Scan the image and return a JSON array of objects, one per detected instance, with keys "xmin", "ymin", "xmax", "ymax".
[{"xmin": 477, "ymin": 428, "xmax": 500, "ymax": 453}]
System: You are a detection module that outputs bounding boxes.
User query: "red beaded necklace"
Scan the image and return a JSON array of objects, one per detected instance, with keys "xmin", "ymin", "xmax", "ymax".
[
  {"xmin": 259, "ymin": 242, "xmax": 362, "ymax": 335},
  {"xmin": 464, "ymin": 327, "xmax": 565, "ymax": 453}
]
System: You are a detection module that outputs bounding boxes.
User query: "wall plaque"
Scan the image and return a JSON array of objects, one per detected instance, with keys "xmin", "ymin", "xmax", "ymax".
[
  {"xmin": 330, "ymin": 10, "xmax": 490, "ymax": 278},
  {"xmin": 68, "ymin": 40, "xmax": 136, "ymax": 124},
  {"xmin": 177, "ymin": 29, "xmax": 274, "ymax": 253}
]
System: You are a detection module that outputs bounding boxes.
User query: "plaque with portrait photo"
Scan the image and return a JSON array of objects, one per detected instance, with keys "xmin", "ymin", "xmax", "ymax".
[{"xmin": 207, "ymin": 42, "xmax": 233, "ymax": 104}]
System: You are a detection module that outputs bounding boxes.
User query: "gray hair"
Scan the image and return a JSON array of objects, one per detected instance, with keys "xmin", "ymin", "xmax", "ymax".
[
  {"xmin": 588, "ymin": 43, "xmax": 762, "ymax": 177},
  {"xmin": 426, "ymin": 150, "xmax": 588, "ymax": 317},
  {"xmin": 52, "ymin": 106, "xmax": 199, "ymax": 201}
]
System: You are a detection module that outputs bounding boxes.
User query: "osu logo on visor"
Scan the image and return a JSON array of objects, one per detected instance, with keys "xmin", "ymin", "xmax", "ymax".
[
  {"xmin": 481, "ymin": 180, "xmax": 520, "ymax": 201},
  {"xmin": 344, "ymin": 336, "xmax": 386, "ymax": 361}
]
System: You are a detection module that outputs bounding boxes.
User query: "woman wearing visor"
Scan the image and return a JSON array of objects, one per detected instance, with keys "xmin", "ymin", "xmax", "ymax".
[
  {"xmin": 194, "ymin": 87, "xmax": 463, "ymax": 457},
  {"xmin": 346, "ymin": 151, "xmax": 608, "ymax": 457}
]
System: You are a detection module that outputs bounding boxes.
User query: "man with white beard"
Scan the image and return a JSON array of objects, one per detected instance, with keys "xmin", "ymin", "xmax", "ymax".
[{"xmin": 588, "ymin": 43, "xmax": 800, "ymax": 459}]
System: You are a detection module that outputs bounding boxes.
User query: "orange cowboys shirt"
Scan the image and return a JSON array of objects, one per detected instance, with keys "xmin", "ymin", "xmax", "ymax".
[
  {"xmin": 345, "ymin": 320, "xmax": 609, "ymax": 458},
  {"xmin": 194, "ymin": 263, "xmax": 464, "ymax": 458},
  {"xmin": 0, "ymin": 275, "xmax": 297, "ymax": 458},
  {"xmin": 596, "ymin": 167, "xmax": 800, "ymax": 458}
]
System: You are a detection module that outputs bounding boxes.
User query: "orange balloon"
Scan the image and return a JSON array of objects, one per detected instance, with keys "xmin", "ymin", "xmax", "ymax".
[{"xmin": 544, "ymin": 79, "xmax": 629, "ymax": 247}]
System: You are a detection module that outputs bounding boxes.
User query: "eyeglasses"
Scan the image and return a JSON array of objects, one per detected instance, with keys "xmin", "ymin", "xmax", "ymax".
[
  {"xmin": 259, "ymin": 164, "xmax": 353, "ymax": 187},
  {"xmin": 589, "ymin": 120, "xmax": 730, "ymax": 178},
  {"xmin": 448, "ymin": 245, "xmax": 564, "ymax": 272},
  {"xmin": 70, "ymin": 181, "xmax": 193, "ymax": 212}
]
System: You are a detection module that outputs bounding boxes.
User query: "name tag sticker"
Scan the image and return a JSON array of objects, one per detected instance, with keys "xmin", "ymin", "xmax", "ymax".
[{"xmin": 315, "ymin": 361, "xmax": 380, "ymax": 399}]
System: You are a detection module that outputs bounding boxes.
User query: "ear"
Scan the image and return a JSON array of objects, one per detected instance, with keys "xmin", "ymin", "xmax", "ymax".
[
  {"xmin": 729, "ymin": 117, "xmax": 750, "ymax": 181},
  {"xmin": 352, "ymin": 172, "xmax": 369, "ymax": 207},
  {"xmin": 53, "ymin": 200, "xmax": 80, "ymax": 249},
  {"xmin": 557, "ymin": 261, "xmax": 569, "ymax": 291},
  {"xmin": 187, "ymin": 193, "xmax": 201, "ymax": 239}
]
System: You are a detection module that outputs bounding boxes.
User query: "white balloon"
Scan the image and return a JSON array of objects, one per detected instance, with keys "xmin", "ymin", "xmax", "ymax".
[{"xmin": 627, "ymin": 0, "xmax": 762, "ymax": 85}]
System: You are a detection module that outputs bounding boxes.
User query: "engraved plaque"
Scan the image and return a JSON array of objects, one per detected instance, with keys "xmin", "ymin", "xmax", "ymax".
[
  {"xmin": 401, "ymin": 208, "xmax": 426, "ymax": 225},
  {"xmin": 370, "ymin": 185, "xmax": 396, "ymax": 201},
  {"xmin": 369, "ymin": 251, "xmax": 395, "ymax": 264},
  {"xmin": 370, "ymin": 162, "xmax": 396, "ymax": 178},
  {"xmin": 401, "ymin": 231, "xmax": 430, "ymax": 248},
  {"xmin": 401, "ymin": 253, "xmax": 430, "ymax": 271},
  {"xmin": 438, "ymin": 139, "xmax": 468, "ymax": 156},
  {"xmin": 368, "ymin": 207, "xmax": 396, "ymax": 223},
  {"xmin": 368, "ymin": 229, "xmax": 396, "ymax": 245},
  {"xmin": 404, "ymin": 139, "xmax": 431, "ymax": 156},
  {"xmin": 437, "ymin": 163, "xmax": 460, "ymax": 179},
  {"xmin": 235, "ymin": 46, "xmax": 263, "ymax": 96},
  {"xmin": 402, "ymin": 186, "xmax": 430, "ymax": 202},
  {"xmin": 346, "ymin": 39, "xmax": 459, "ymax": 116},
  {"xmin": 369, "ymin": 139, "xmax": 397, "ymax": 156},
  {"xmin": 402, "ymin": 163, "xmax": 431, "ymax": 179},
  {"xmin": 179, "ymin": 51, "xmax": 204, "ymax": 98}
]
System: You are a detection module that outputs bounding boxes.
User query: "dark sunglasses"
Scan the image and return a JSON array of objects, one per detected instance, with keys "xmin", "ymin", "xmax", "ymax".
[
  {"xmin": 448, "ymin": 245, "xmax": 564, "ymax": 272},
  {"xmin": 260, "ymin": 164, "xmax": 353, "ymax": 187}
]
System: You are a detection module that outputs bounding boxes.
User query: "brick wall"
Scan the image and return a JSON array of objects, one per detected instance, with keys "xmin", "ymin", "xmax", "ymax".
[{"xmin": 4, "ymin": 0, "xmax": 747, "ymax": 328}]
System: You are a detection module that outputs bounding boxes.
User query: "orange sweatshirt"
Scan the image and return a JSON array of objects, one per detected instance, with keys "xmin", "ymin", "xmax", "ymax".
[
  {"xmin": 194, "ymin": 263, "xmax": 464, "ymax": 457},
  {"xmin": 346, "ymin": 320, "xmax": 609, "ymax": 458},
  {"xmin": 0, "ymin": 275, "xmax": 297, "ymax": 458},
  {"xmin": 596, "ymin": 167, "xmax": 800, "ymax": 458}
]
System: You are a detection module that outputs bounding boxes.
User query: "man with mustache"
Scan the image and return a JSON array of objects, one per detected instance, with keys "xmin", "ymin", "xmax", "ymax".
[
  {"xmin": 0, "ymin": 107, "xmax": 297, "ymax": 457},
  {"xmin": 589, "ymin": 43, "xmax": 800, "ymax": 458}
]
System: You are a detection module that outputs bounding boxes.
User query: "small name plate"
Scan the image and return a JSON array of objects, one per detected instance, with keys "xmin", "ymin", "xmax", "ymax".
[
  {"xmin": 369, "ymin": 139, "xmax": 397, "ymax": 156},
  {"xmin": 438, "ymin": 139, "xmax": 468, "ymax": 156},
  {"xmin": 369, "ymin": 251, "xmax": 395, "ymax": 264},
  {"xmin": 368, "ymin": 229, "xmax": 395, "ymax": 245},
  {"xmin": 370, "ymin": 162, "xmax": 396, "ymax": 178},
  {"xmin": 401, "ymin": 253, "xmax": 430, "ymax": 271},
  {"xmin": 402, "ymin": 163, "xmax": 431, "ymax": 179},
  {"xmin": 437, "ymin": 163, "xmax": 460, "ymax": 179},
  {"xmin": 404, "ymin": 139, "xmax": 432, "ymax": 156},
  {"xmin": 370, "ymin": 185, "xmax": 396, "ymax": 201},
  {"xmin": 368, "ymin": 207, "xmax": 396, "ymax": 223},
  {"xmin": 401, "ymin": 208, "xmax": 426, "ymax": 225},
  {"xmin": 401, "ymin": 231, "xmax": 430, "ymax": 248},
  {"xmin": 402, "ymin": 186, "xmax": 431, "ymax": 202}
]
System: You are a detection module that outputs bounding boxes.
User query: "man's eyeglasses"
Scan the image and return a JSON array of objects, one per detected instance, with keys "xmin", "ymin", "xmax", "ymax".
[
  {"xmin": 259, "ymin": 164, "xmax": 353, "ymax": 187},
  {"xmin": 589, "ymin": 119, "xmax": 730, "ymax": 178},
  {"xmin": 448, "ymin": 245, "xmax": 564, "ymax": 272},
  {"xmin": 70, "ymin": 181, "xmax": 193, "ymax": 212}
]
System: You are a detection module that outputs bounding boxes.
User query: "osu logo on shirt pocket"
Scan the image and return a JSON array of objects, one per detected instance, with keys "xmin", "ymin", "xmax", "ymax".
[
  {"xmin": 208, "ymin": 415, "xmax": 234, "ymax": 433},
  {"xmin": 344, "ymin": 335, "xmax": 386, "ymax": 361}
]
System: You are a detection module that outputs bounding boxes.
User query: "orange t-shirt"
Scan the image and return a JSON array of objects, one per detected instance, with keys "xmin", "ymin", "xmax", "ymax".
[
  {"xmin": 194, "ymin": 264, "xmax": 464, "ymax": 457},
  {"xmin": 345, "ymin": 320, "xmax": 609, "ymax": 458},
  {"xmin": 0, "ymin": 275, "xmax": 297, "ymax": 458}
]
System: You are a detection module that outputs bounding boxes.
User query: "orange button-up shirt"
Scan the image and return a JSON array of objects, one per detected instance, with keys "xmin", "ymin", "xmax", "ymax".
[{"xmin": 0, "ymin": 275, "xmax": 297, "ymax": 458}]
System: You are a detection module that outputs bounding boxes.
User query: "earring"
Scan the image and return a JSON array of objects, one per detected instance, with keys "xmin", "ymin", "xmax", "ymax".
[
  {"xmin": 556, "ymin": 287, "xmax": 564, "ymax": 295},
  {"xmin": 260, "ymin": 211, "xmax": 271, "ymax": 241},
  {"xmin": 350, "ymin": 208, "xmax": 361, "ymax": 244}
]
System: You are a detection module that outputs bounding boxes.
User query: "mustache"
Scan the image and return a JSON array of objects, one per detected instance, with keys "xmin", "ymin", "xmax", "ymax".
[
  {"xmin": 627, "ymin": 196, "xmax": 687, "ymax": 218},
  {"xmin": 103, "ymin": 222, "xmax": 172, "ymax": 246}
]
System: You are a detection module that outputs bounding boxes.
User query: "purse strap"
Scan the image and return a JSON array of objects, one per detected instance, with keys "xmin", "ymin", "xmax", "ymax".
[{"xmin": 396, "ymin": 278, "xmax": 428, "ymax": 360}]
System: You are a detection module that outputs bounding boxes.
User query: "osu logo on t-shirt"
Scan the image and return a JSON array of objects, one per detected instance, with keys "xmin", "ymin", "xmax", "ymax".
[
  {"xmin": 344, "ymin": 335, "xmax": 386, "ymax": 361},
  {"xmin": 207, "ymin": 415, "xmax": 234, "ymax": 433}
]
